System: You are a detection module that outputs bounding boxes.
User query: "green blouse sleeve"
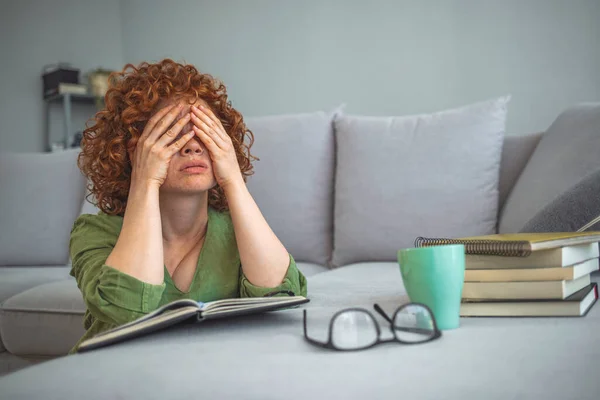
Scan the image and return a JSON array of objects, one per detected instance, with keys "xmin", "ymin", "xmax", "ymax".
[
  {"xmin": 69, "ymin": 214, "xmax": 166, "ymax": 326},
  {"xmin": 238, "ymin": 253, "xmax": 308, "ymax": 298}
]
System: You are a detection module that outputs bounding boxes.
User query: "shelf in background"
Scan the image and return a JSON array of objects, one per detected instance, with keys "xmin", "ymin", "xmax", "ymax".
[
  {"xmin": 44, "ymin": 92, "xmax": 100, "ymax": 152},
  {"xmin": 44, "ymin": 92, "xmax": 97, "ymax": 103}
]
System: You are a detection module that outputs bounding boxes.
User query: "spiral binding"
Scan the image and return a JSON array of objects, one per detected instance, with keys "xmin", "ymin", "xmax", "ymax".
[{"xmin": 414, "ymin": 237, "xmax": 532, "ymax": 257}]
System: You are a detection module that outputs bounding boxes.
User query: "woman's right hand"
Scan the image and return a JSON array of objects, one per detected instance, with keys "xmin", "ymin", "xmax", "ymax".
[{"xmin": 130, "ymin": 103, "xmax": 194, "ymax": 188}]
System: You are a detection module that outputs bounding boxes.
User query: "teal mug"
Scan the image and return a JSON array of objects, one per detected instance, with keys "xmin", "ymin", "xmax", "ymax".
[{"xmin": 397, "ymin": 244, "xmax": 465, "ymax": 330}]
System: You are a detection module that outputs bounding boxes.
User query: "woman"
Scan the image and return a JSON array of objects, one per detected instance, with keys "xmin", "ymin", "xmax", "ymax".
[{"xmin": 69, "ymin": 59, "xmax": 307, "ymax": 352}]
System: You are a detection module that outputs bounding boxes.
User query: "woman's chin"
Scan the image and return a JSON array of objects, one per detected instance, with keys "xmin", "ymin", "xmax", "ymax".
[{"xmin": 160, "ymin": 178, "xmax": 216, "ymax": 194}]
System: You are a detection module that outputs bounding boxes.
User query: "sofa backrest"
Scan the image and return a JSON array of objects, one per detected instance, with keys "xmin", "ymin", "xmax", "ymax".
[
  {"xmin": 241, "ymin": 99, "xmax": 541, "ymax": 268},
  {"xmin": 0, "ymin": 111, "xmax": 544, "ymax": 269}
]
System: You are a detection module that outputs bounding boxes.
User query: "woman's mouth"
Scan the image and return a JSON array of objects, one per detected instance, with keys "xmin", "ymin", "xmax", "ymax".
[{"xmin": 182, "ymin": 165, "xmax": 207, "ymax": 174}]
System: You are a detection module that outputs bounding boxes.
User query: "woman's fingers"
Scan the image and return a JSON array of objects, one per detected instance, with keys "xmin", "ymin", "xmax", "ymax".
[
  {"xmin": 190, "ymin": 105, "xmax": 230, "ymax": 143},
  {"xmin": 154, "ymin": 113, "xmax": 191, "ymax": 148},
  {"xmin": 146, "ymin": 104, "xmax": 186, "ymax": 144},
  {"xmin": 192, "ymin": 125, "xmax": 220, "ymax": 154},
  {"xmin": 166, "ymin": 130, "xmax": 196, "ymax": 156},
  {"xmin": 139, "ymin": 103, "xmax": 176, "ymax": 140},
  {"xmin": 198, "ymin": 105, "xmax": 224, "ymax": 131},
  {"xmin": 190, "ymin": 111, "xmax": 227, "ymax": 148}
]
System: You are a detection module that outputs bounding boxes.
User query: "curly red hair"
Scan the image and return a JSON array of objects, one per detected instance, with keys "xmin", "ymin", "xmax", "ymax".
[{"xmin": 78, "ymin": 59, "xmax": 256, "ymax": 216}]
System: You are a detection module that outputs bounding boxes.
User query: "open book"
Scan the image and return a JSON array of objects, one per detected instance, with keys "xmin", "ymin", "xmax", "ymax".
[{"xmin": 77, "ymin": 295, "xmax": 309, "ymax": 352}]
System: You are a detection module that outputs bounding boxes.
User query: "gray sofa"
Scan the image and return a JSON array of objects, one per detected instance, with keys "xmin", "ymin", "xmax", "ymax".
[{"xmin": 1, "ymin": 99, "xmax": 599, "ymax": 382}]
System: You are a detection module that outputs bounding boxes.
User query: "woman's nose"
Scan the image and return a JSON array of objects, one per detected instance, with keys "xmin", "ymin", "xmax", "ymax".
[{"xmin": 180, "ymin": 136, "xmax": 204, "ymax": 155}]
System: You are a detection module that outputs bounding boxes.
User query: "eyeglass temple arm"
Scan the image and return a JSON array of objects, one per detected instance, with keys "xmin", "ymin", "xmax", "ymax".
[
  {"xmin": 373, "ymin": 304, "xmax": 393, "ymax": 323},
  {"xmin": 303, "ymin": 310, "xmax": 309, "ymax": 336},
  {"xmin": 302, "ymin": 310, "xmax": 331, "ymax": 349}
]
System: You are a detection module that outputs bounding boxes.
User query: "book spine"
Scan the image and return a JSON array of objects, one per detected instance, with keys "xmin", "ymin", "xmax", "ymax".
[{"xmin": 414, "ymin": 237, "xmax": 532, "ymax": 257}]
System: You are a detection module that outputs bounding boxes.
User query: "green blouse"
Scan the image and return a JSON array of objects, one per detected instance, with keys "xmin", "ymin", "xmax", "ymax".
[{"xmin": 68, "ymin": 207, "xmax": 307, "ymax": 353}]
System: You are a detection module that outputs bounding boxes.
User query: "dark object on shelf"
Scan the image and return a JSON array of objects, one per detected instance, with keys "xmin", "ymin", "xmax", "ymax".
[
  {"xmin": 42, "ymin": 63, "xmax": 80, "ymax": 99},
  {"xmin": 71, "ymin": 132, "xmax": 83, "ymax": 148}
]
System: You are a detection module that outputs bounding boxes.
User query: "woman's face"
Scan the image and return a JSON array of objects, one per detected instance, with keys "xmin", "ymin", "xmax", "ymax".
[{"xmin": 152, "ymin": 96, "xmax": 217, "ymax": 194}]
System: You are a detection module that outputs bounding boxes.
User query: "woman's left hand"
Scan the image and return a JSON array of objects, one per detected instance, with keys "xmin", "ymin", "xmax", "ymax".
[{"xmin": 190, "ymin": 104, "xmax": 243, "ymax": 190}]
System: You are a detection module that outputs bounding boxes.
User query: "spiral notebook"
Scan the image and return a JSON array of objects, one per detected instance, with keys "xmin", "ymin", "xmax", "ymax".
[{"xmin": 414, "ymin": 232, "xmax": 600, "ymax": 257}]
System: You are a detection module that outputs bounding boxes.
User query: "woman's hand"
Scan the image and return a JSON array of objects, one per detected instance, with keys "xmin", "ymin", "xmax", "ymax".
[
  {"xmin": 130, "ymin": 103, "xmax": 194, "ymax": 188},
  {"xmin": 190, "ymin": 104, "xmax": 243, "ymax": 191}
]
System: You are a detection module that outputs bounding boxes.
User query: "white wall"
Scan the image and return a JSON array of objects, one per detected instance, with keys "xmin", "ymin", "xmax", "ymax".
[
  {"xmin": 1, "ymin": 0, "xmax": 599, "ymax": 153},
  {"xmin": 120, "ymin": 0, "xmax": 600, "ymax": 135},
  {"xmin": 0, "ymin": 0, "xmax": 124, "ymax": 152}
]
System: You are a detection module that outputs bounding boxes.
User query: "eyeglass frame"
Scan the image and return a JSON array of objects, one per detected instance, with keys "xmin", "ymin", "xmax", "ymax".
[{"xmin": 303, "ymin": 302, "xmax": 442, "ymax": 351}]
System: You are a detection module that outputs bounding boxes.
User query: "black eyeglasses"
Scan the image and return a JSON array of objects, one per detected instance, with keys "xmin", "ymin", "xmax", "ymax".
[{"xmin": 303, "ymin": 303, "xmax": 442, "ymax": 351}]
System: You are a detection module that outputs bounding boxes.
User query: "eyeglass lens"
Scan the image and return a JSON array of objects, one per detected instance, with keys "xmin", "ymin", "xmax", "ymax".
[
  {"xmin": 393, "ymin": 304, "xmax": 436, "ymax": 343},
  {"xmin": 331, "ymin": 310, "xmax": 378, "ymax": 350}
]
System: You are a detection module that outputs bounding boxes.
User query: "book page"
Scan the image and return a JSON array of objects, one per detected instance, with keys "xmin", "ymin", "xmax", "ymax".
[
  {"xmin": 93, "ymin": 298, "xmax": 200, "ymax": 337},
  {"xmin": 202, "ymin": 296, "xmax": 308, "ymax": 316},
  {"xmin": 78, "ymin": 306, "xmax": 200, "ymax": 351},
  {"xmin": 202, "ymin": 296, "xmax": 306, "ymax": 312}
]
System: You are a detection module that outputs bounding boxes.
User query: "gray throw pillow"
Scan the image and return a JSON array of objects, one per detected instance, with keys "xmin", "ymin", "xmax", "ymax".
[
  {"xmin": 244, "ymin": 109, "xmax": 340, "ymax": 267},
  {"xmin": 331, "ymin": 96, "xmax": 510, "ymax": 267},
  {"xmin": 499, "ymin": 103, "xmax": 600, "ymax": 233},
  {"xmin": 519, "ymin": 168, "xmax": 600, "ymax": 233}
]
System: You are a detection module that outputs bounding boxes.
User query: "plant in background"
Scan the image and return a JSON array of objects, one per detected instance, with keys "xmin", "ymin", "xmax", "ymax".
[{"xmin": 87, "ymin": 68, "xmax": 115, "ymax": 109}]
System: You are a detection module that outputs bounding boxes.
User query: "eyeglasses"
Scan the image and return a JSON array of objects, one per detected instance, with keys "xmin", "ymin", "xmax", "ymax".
[{"xmin": 303, "ymin": 303, "xmax": 442, "ymax": 351}]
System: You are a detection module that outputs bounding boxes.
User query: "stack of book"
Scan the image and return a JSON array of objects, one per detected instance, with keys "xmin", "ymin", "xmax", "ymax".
[{"xmin": 415, "ymin": 232, "xmax": 600, "ymax": 317}]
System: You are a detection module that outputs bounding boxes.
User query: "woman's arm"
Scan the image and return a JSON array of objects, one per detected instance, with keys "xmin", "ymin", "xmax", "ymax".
[
  {"xmin": 224, "ymin": 180, "xmax": 291, "ymax": 287},
  {"xmin": 104, "ymin": 181, "xmax": 164, "ymax": 284},
  {"xmin": 69, "ymin": 212, "xmax": 166, "ymax": 326}
]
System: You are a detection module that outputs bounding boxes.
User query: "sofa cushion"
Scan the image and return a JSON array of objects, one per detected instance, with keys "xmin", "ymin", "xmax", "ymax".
[
  {"xmin": 0, "ymin": 266, "xmax": 72, "ymax": 305},
  {"xmin": 296, "ymin": 262, "xmax": 329, "ymax": 278},
  {"xmin": 498, "ymin": 132, "xmax": 543, "ymax": 214},
  {"xmin": 0, "ymin": 279, "xmax": 85, "ymax": 357},
  {"xmin": 244, "ymin": 109, "xmax": 338, "ymax": 266},
  {"xmin": 499, "ymin": 103, "xmax": 600, "ymax": 233},
  {"xmin": 332, "ymin": 97, "xmax": 510, "ymax": 267},
  {"xmin": 0, "ymin": 266, "xmax": 72, "ymax": 353},
  {"xmin": 1, "ymin": 263, "xmax": 598, "ymax": 400},
  {"xmin": 0, "ymin": 149, "xmax": 86, "ymax": 265},
  {"xmin": 0, "ymin": 352, "xmax": 47, "ymax": 377},
  {"xmin": 519, "ymin": 167, "xmax": 600, "ymax": 233}
]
